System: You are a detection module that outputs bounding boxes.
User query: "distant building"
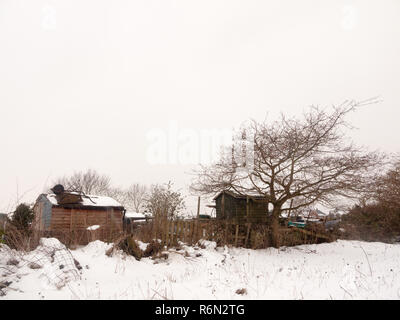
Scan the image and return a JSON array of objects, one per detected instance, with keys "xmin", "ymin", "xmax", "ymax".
[
  {"xmin": 300, "ymin": 208, "xmax": 327, "ymax": 221},
  {"xmin": 123, "ymin": 211, "xmax": 152, "ymax": 233}
]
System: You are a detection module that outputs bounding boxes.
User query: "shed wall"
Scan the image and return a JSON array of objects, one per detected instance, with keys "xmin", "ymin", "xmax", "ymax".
[
  {"xmin": 215, "ymin": 193, "xmax": 269, "ymax": 220},
  {"xmin": 50, "ymin": 207, "xmax": 123, "ymax": 232}
]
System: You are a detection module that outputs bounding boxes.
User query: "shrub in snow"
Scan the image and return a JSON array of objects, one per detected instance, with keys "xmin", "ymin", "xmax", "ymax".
[
  {"xmin": 113, "ymin": 236, "xmax": 143, "ymax": 261},
  {"xmin": 143, "ymin": 240, "xmax": 163, "ymax": 258},
  {"xmin": 109, "ymin": 236, "xmax": 166, "ymax": 261},
  {"xmin": 235, "ymin": 288, "xmax": 247, "ymax": 295}
]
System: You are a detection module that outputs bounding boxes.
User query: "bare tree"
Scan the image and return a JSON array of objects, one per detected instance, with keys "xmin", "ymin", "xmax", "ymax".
[
  {"xmin": 125, "ymin": 184, "xmax": 148, "ymax": 212},
  {"xmin": 191, "ymin": 99, "xmax": 383, "ymax": 247},
  {"xmin": 103, "ymin": 187, "xmax": 129, "ymax": 206},
  {"xmin": 145, "ymin": 182, "xmax": 185, "ymax": 218},
  {"xmin": 54, "ymin": 169, "xmax": 111, "ymax": 195}
]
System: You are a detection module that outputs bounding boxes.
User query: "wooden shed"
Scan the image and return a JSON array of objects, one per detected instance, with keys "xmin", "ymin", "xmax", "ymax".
[
  {"xmin": 33, "ymin": 190, "xmax": 125, "ymax": 236},
  {"xmin": 213, "ymin": 190, "xmax": 270, "ymax": 222}
]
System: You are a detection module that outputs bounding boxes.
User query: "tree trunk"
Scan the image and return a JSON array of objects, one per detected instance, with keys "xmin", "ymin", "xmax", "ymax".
[{"xmin": 270, "ymin": 205, "xmax": 281, "ymax": 248}]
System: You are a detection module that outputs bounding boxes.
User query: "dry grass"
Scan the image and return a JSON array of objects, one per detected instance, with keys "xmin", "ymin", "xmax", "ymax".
[
  {"xmin": 37, "ymin": 228, "xmax": 123, "ymax": 249},
  {"xmin": 2, "ymin": 224, "xmax": 40, "ymax": 252}
]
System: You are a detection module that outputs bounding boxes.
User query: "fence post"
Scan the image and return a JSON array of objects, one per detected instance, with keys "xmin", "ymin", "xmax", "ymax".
[
  {"xmin": 190, "ymin": 221, "xmax": 195, "ymax": 245},
  {"xmin": 178, "ymin": 220, "xmax": 182, "ymax": 244},
  {"xmin": 183, "ymin": 221, "xmax": 188, "ymax": 243},
  {"xmin": 245, "ymin": 223, "xmax": 251, "ymax": 248},
  {"xmin": 167, "ymin": 220, "xmax": 172, "ymax": 248},
  {"xmin": 224, "ymin": 221, "xmax": 229, "ymax": 244},
  {"xmin": 152, "ymin": 217, "xmax": 157, "ymax": 240},
  {"xmin": 195, "ymin": 219, "xmax": 199, "ymax": 244},
  {"xmin": 164, "ymin": 218, "xmax": 169, "ymax": 248},
  {"xmin": 197, "ymin": 196, "xmax": 201, "ymax": 218},
  {"xmin": 181, "ymin": 220, "xmax": 185, "ymax": 243},
  {"xmin": 170, "ymin": 221, "xmax": 175, "ymax": 246},
  {"xmin": 234, "ymin": 224, "xmax": 239, "ymax": 247}
]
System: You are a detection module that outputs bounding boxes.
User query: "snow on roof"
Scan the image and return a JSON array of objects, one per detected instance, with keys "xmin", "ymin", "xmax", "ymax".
[
  {"xmin": 316, "ymin": 209, "xmax": 327, "ymax": 216},
  {"xmin": 213, "ymin": 190, "xmax": 267, "ymax": 200},
  {"xmin": 124, "ymin": 211, "xmax": 148, "ymax": 219},
  {"xmin": 45, "ymin": 193, "xmax": 123, "ymax": 208}
]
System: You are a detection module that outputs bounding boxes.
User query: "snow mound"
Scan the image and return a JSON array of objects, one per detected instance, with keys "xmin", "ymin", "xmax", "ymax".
[
  {"xmin": 81, "ymin": 240, "xmax": 113, "ymax": 256},
  {"xmin": 39, "ymin": 237, "xmax": 66, "ymax": 250},
  {"xmin": 28, "ymin": 238, "xmax": 81, "ymax": 289}
]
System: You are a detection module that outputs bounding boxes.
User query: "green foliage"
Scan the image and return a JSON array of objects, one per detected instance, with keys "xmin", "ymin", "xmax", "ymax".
[
  {"xmin": 11, "ymin": 203, "xmax": 34, "ymax": 231},
  {"xmin": 0, "ymin": 228, "xmax": 5, "ymax": 244}
]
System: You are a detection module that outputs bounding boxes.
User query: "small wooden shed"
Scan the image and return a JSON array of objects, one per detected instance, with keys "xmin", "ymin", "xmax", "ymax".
[
  {"xmin": 213, "ymin": 190, "xmax": 269, "ymax": 222},
  {"xmin": 33, "ymin": 190, "xmax": 125, "ymax": 235}
]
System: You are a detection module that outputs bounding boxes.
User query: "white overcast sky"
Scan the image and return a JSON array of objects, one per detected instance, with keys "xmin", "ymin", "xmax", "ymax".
[{"xmin": 0, "ymin": 0, "xmax": 399, "ymax": 214}]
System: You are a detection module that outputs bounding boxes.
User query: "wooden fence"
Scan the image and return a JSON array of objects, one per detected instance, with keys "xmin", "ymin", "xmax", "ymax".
[
  {"xmin": 132, "ymin": 218, "xmax": 333, "ymax": 249},
  {"xmin": 35, "ymin": 217, "xmax": 333, "ymax": 249}
]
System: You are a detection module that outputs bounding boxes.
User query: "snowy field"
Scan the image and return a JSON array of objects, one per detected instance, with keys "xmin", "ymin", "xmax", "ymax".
[{"xmin": 1, "ymin": 238, "xmax": 400, "ymax": 300}]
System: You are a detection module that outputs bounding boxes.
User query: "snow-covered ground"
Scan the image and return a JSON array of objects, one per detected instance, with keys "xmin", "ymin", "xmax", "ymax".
[{"xmin": 1, "ymin": 238, "xmax": 399, "ymax": 300}]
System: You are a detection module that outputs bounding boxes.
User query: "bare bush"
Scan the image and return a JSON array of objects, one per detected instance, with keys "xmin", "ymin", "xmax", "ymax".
[
  {"xmin": 2, "ymin": 223, "xmax": 39, "ymax": 252},
  {"xmin": 341, "ymin": 204, "xmax": 400, "ymax": 242},
  {"xmin": 375, "ymin": 158, "xmax": 400, "ymax": 209},
  {"xmin": 126, "ymin": 184, "xmax": 148, "ymax": 212},
  {"xmin": 340, "ymin": 159, "xmax": 400, "ymax": 243},
  {"xmin": 145, "ymin": 182, "xmax": 185, "ymax": 218}
]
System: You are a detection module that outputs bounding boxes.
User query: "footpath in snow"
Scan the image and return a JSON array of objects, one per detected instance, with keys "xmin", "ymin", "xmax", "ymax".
[{"xmin": 1, "ymin": 238, "xmax": 399, "ymax": 299}]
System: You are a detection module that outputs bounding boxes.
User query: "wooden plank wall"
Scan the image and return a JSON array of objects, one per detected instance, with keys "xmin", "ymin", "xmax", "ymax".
[{"xmin": 50, "ymin": 207, "xmax": 123, "ymax": 232}]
